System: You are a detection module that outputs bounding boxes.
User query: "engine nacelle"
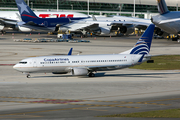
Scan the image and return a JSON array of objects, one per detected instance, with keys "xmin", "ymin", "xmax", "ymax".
[
  {"xmin": 155, "ymin": 28, "xmax": 163, "ymax": 36},
  {"xmin": 119, "ymin": 26, "xmax": 127, "ymax": 33},
  {"xmin": 120, "ymin": 25, "xmax": 134, "ymax": 35},
  {"xmin": 18, "ymin": 26, "xmax": 32, "ymax": 32},
  {"xmin": 58, "ymin": 26, "xmax": 69, "ymax": 33},
  {"xmin": 71, "ymin": 68, "xmax": 88, "ymax": 76},
  {"xmin": 0, "ymin": 25, "xmax": 4, "ymax": 30},
  {"xmin": 94, "ymin": 27, "xmax": 110, "ymax": 35},
  {"xmin": 155, "ymin": 28, "xmax": 169, "ymax": 37}
]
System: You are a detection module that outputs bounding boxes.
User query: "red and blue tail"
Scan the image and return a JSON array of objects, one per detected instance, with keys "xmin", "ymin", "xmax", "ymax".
[{"xmin": 15, "ymin": 0, "xmax": 38, "ymax": 22}]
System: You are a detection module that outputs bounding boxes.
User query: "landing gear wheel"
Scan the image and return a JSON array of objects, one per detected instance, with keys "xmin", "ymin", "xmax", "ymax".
[
  {"xmin": 88, "ymin": 73, "xmax": 95, "ymax": 77},
  {"xmin": 1, "ymin": 30, "xmax": 6, "ymax": 34},
  {"xmin": 26, "ymin": 74, "xmax": 31, "ymax": 78}
]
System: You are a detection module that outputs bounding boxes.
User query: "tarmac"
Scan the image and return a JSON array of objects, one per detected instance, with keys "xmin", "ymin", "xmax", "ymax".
[{"xmin": 0, "ymin": 32, "xmax": 180, "ymax": 119}]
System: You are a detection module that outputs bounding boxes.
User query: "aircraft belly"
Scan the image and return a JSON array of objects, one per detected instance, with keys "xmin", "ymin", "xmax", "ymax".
[
  {"xmin": 21, "ymin": 66, "xmax": 67, "ymax": 73},
  {"xmin": 94, "ymin": 64, "xmax": 131, "ymax": 71},
  {"xmin": 158, "ymin": 23, "xmax": 178, "ymax": 34}
]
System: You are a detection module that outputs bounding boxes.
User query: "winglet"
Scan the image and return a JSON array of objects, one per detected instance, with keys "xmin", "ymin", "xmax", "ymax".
[
  {"xmin": 92, "ymin": 15, "xmax": 97, "ymax": 21},
  {"xmin": 68, "ymin": 48, "xmax": 73, "ymax": 55},
  {"xmin": 15, "ymin": 0, "xmax": 38, "ymax": 22}
]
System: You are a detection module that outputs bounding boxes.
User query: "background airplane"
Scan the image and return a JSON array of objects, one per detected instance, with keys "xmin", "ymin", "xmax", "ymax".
[
  {"xmin": 13, "ymin": 24, "xmax": 155, "ymax": 78},
  {"xmin": 0, "ymin": 11, "xmax": 88, "ymax": 33},
  {"xmin": 151, "ymin": 0, "xmax": 180, "ymax": 40},
  {"xmin": 15, "ymin": 0, "xmax": 90, "ymax": 33},
  {"xmin": 15, "ymin": 0, "xmax": 151, "ymax": 37}
]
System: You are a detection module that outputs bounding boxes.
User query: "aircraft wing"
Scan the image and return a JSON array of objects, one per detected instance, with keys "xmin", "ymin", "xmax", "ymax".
[
  {"xmin": 0, "ymin": 17, "xmax": 17, "ymax": 26},
  {"xmin": 111, "ymin": 21, "xmax": 150, "ymax": 28},
  {"xmin": 64, "ymin": 21, "xmax": 99, "ymax": 31},
  {"xmin": 17, "ymin": 21, "xmax": 55, "ymax": 31}
]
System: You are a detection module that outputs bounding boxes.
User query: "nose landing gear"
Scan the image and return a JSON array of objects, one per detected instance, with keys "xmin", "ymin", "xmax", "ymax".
[
  {"xmin": 26, "ymin": 74, "xmax": 31, "ymax": 78},
  {"xmin": 88, "ymin": 72, "xmax": 95, "ymax": 77},
  {"xmin": 23, "ymin": 72, "xmax": 31, "ymax": 78}
]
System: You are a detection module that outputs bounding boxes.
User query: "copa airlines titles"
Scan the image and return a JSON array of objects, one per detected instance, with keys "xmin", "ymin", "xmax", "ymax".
[{"xmin": 44, "ymin": 58, "xmax": 69, "ymax": 62}]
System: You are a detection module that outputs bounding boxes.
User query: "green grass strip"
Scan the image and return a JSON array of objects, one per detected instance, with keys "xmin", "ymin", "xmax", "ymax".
[
  {"xmin": 130, "ymin": 55, "xmax": 180, "ymax": 70},
  {"xmin": 98, "ymin": 109, "xmax": 180, "ymax": 118}
]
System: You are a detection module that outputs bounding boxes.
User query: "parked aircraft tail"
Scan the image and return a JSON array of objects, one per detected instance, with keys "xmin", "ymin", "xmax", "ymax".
[
  {"xmin": 15, "ymin": 0, "xmax": 38, "ymax": 21},
  {"xmin": 156, "ymin": 0, "xmax": 169, "ymax": 14}
]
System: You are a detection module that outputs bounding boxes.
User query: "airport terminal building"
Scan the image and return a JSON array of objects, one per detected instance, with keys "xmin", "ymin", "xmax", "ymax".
[{"xmin": 0, "ymin": 0, "xmax": 180, "ymax": 17}]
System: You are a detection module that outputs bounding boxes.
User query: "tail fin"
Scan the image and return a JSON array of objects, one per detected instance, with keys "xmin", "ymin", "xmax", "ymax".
[
  {"xmin": 130, "ymin": 24, "xmax": 155, "ymax": 55},
  {"xmin": 157, "ymin": 0, "xmax": 169, "ymax": 14},
  {"xmin": 15, "ymin": 0, "xmax": 38, "ymax": 21}
]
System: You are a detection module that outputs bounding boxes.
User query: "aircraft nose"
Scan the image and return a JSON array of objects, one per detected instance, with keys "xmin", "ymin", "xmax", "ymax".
[{"xmin": 13, "ymin": 64, "xmax": 20, "ymax": 71}]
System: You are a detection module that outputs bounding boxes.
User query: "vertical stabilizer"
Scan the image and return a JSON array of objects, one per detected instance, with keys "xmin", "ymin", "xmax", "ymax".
[
  {"xmin": 119, "ymin": 24, "xmax": 155, "ymax": 55},
  {"xmin": 130, "ymin": 24, "xmax": 155, "ymax": 55},
  {"xmin": 15, "ymin": 0, "xmax": 38, "ymax": 22},
  {"xmin": 157, "ymin": 0, "xmax": 169, "ymax": 14}
]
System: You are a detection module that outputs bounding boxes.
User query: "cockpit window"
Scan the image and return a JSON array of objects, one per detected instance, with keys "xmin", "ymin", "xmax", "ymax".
[{"xmin": 19, "ymin": 62, "xmax": 27, "ymax": 64}]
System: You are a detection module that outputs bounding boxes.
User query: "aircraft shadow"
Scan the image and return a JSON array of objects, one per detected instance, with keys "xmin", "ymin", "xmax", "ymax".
[{"xmin": 31, "ymin": 72, "xmax": 180, "ymax": 78}]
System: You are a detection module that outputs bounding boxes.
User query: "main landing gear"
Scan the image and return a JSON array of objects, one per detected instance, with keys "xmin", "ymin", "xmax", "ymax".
[
  {"xmin": 88, "ymin": 72, "xmax": 95, "ymax": 77},
  {"xmin": 26, "ymin": 74, "xmax": 31, "ymax": 78}
]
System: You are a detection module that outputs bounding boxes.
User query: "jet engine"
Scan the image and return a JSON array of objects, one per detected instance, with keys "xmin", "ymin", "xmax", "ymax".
[
  {"xmin": 155, "ymin": 28, "xmax": 169, "ymax": 37},
  {"xmin": 17, "ymin": 26, "xmax": 32, "ymax": 32},
  {"xmin": 0, "ymin": 25, "xmax": 4, "ymax": 31},
  {"xmin": 94, "ymin": 27, "xmax": 110, "ymax": 35},
  {"xmin": 71, "ymin": 68, "xmax": 88, "ymax": 76},
  {"xmin": 155, "ymin": 28, "xmax": 163, "ymax": 36},
  {"xmin": 119, "ymin": 25, "xmax": 134, "ymax": 35}
]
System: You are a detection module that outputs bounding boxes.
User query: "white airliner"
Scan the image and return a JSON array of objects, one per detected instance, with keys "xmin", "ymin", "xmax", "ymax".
[
  {"xmin": 0, "ymin": 11, "xmax": 88, "ymax": 33},
  {"xmin": 13, "ymin": 24, "xmax": 155, "ymax": 78},
  {"xmin": 14, "ymin": 0, "xmax": 151, "ymax": 36}
]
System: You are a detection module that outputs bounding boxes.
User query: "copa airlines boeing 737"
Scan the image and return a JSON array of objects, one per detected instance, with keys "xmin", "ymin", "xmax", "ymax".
[{"xmin": 13, "ymin": 24, "xmax": 155, "ymax": 78}]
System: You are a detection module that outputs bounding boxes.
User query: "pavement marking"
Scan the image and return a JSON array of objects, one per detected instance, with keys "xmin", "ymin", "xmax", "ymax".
[
  {"xmin": 0, "ymin": 100, "xmax": 139, "ymax": 108},
  {"xmin": 82, "ymin": 90, "xmax": 180, "ymax": 99},
  {"xmin": 0, "ymin": 107, "xmax": 94, "ymax": 116},
  {"xmin": 144, "ymin": 98, "xmax": 180, "ymax": 103},
  {"xmin": 0, "ymin": 115, "xmax": 42, "ymax": 119},
  {"xmin": 0, "ymin": 96, "xmax": 171, "ymax": 107}
]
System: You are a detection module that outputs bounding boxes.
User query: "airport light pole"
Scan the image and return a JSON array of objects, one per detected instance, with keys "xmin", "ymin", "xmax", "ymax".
[
  {"xmin": 87, "ymin": 0, "xmax": 89, "ymax": 16},
  {"xmin": 71, "ymin": 4, "xmax": 73, "ymax": 10},
  {"xmin": 57, "ymin": 0, "xmax": 59, "ymax": 11},
  {"xmin": 177, "ymin": 3, "xmax": 178, "ymax": 11},
  {"xmin": 27, "ymin": 0, "xmax": 29, "ymax": 6},
  {"xmin": 134, "ymin": 0, "xmax": 135, "ymax": 17},
  {"xmin": 30, "ymin": 2, "xmax": 33, "ymax": 9}
]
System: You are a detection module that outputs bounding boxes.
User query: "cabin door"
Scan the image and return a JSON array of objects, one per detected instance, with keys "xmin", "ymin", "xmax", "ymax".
[{"xmin": 32, "ymin": 59, "xmax": 37, "ymax": 67}]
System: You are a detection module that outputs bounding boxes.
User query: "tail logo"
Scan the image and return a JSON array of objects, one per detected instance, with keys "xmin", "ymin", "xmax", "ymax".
[
  {"xmin": 17, "ymin": 2, "xmax": 30, "ymax": 14},
  {"xmin": 130, "ymin": 37, "xmax": 150, "ymax": 54}
]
